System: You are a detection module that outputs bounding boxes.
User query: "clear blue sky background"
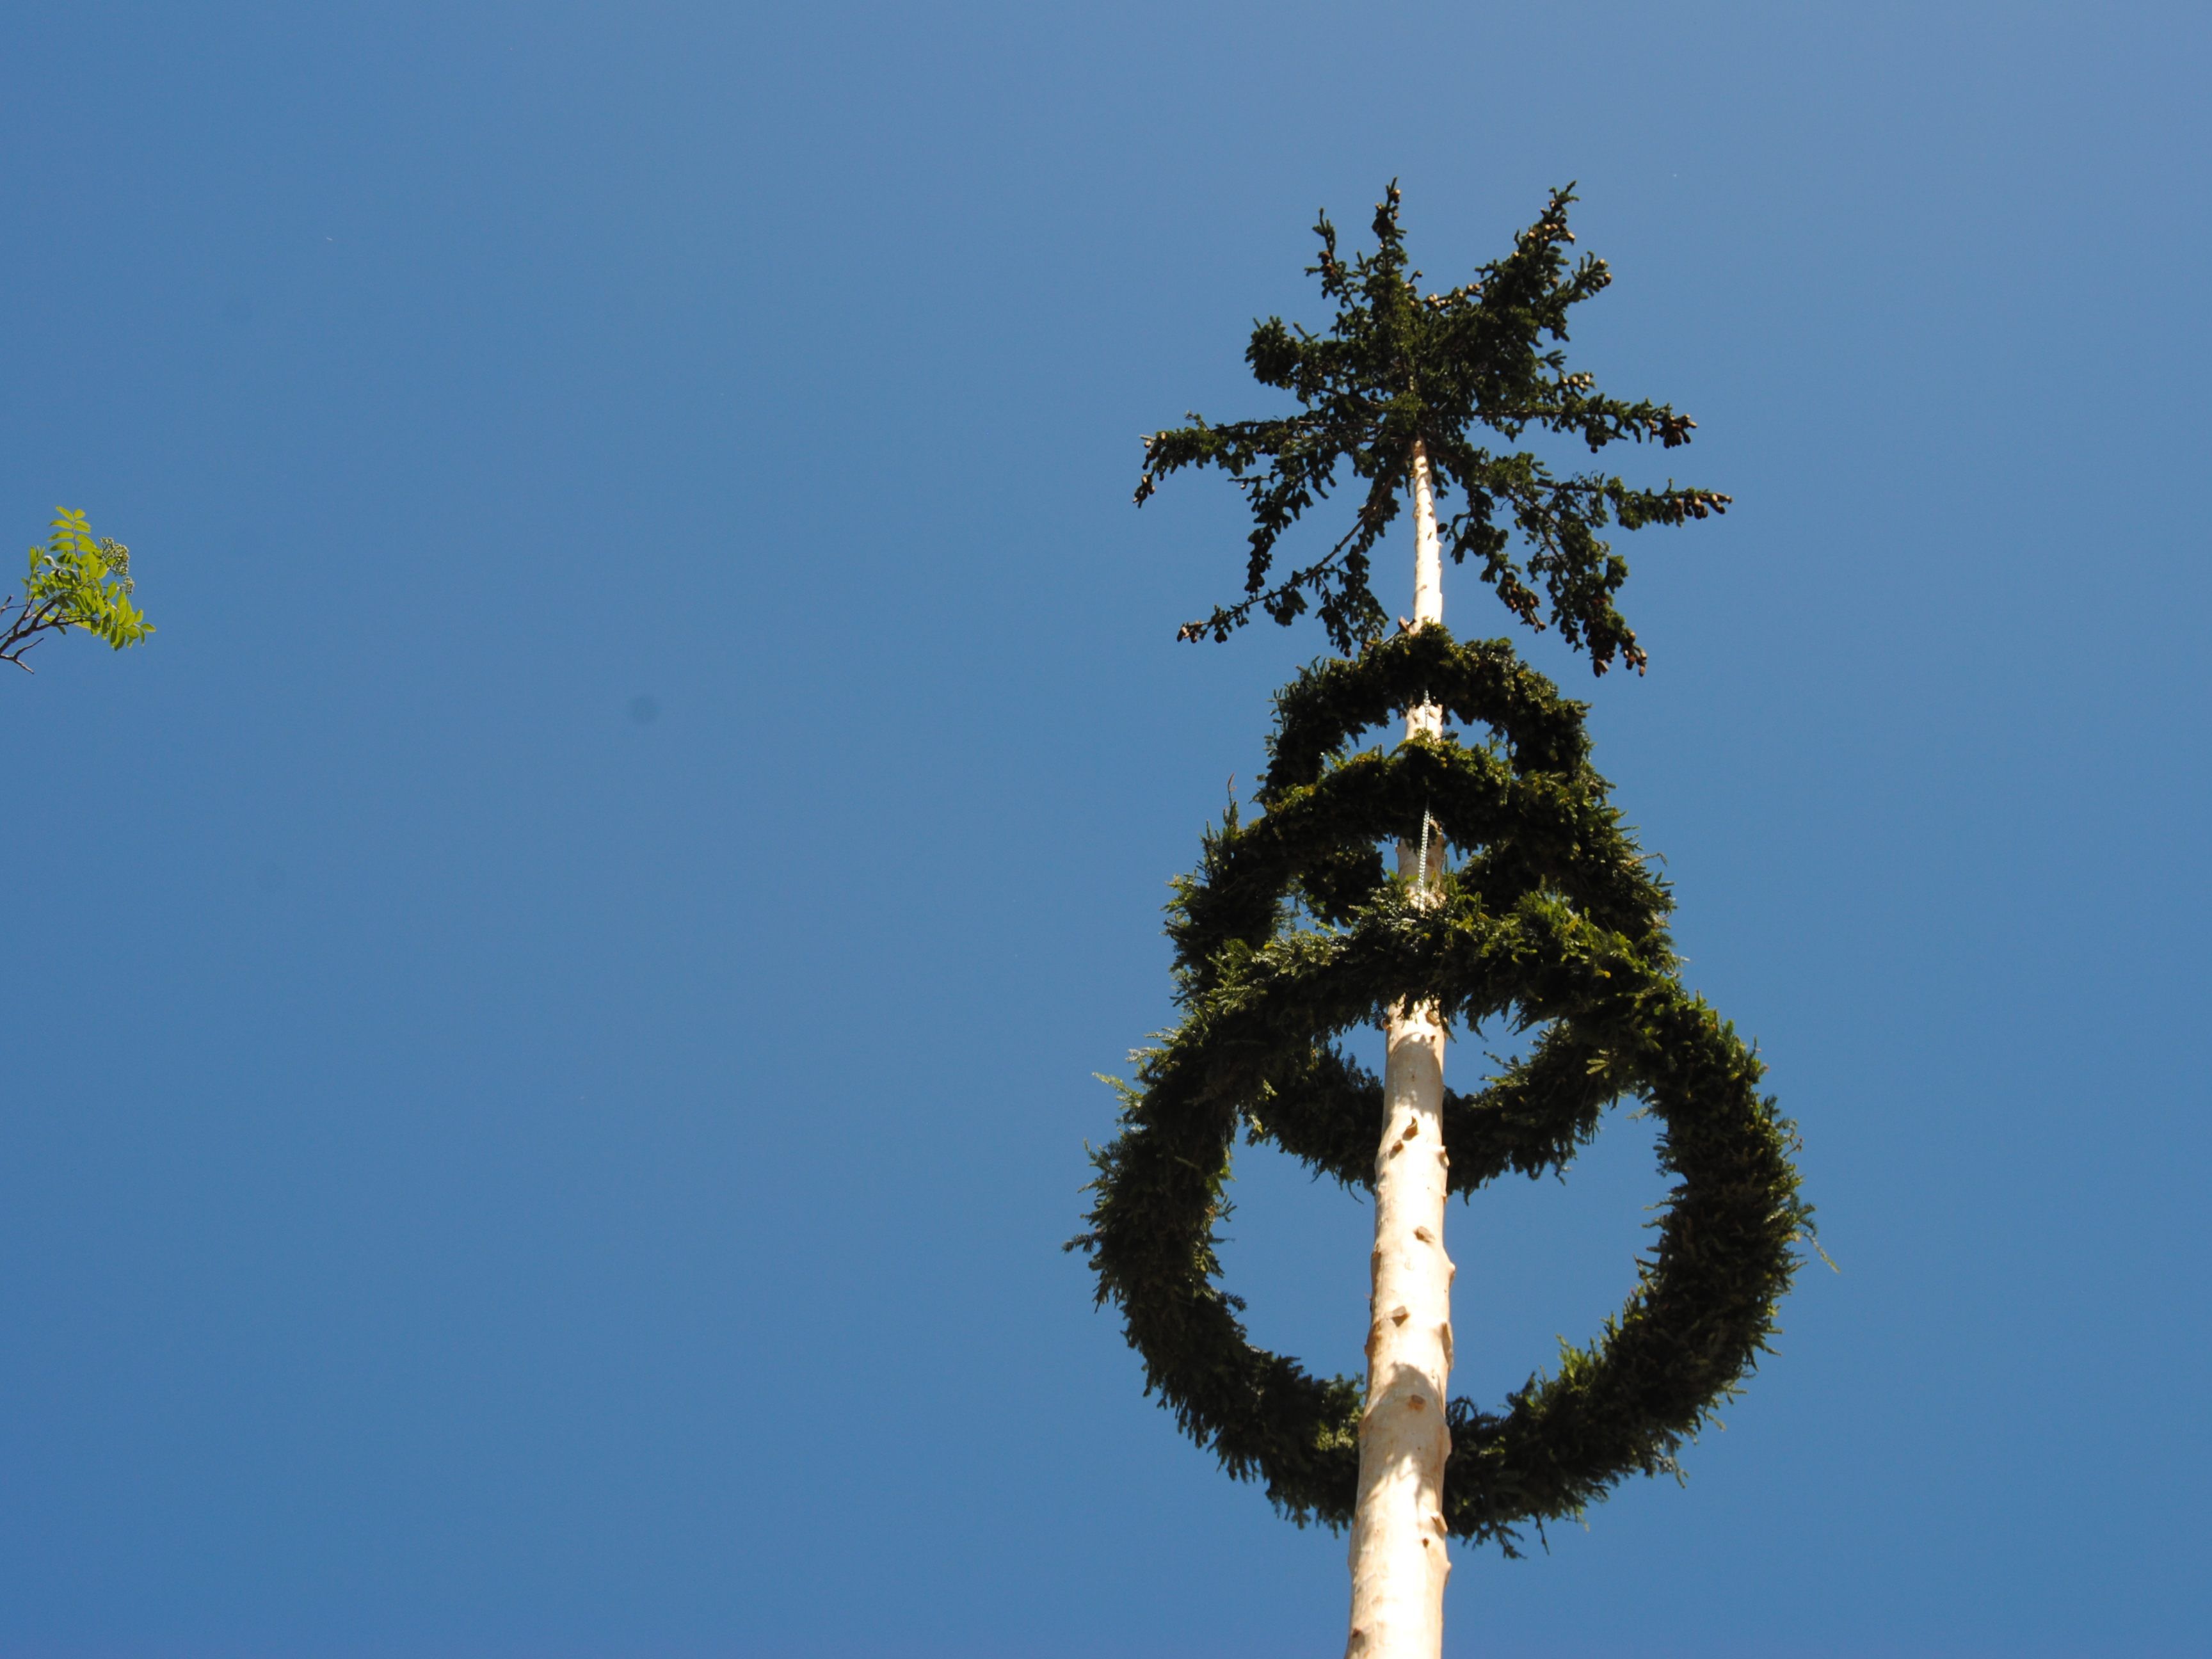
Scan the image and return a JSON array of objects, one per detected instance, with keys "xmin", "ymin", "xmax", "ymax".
[{"xmin": 4, "ymin": 3, "xmax": 2206, "ymax": 1654}]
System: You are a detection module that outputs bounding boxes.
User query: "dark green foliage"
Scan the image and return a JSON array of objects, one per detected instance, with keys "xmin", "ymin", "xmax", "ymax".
[
  {"xmin": 1136, "ymin": 185, "xmax": 1727, "ymax": 671},
  {"xmin": 1096, "ymin": 186, "xmax": 1798, "ymax": 1553},
  {"xmin": 1073, "ymin": 632, "xmax": 1809, "ymax": 1552}
]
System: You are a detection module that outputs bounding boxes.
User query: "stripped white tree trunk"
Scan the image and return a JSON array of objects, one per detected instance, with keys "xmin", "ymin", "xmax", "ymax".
[{"xmin": 1345, "ymin": 438, "xmax": 1454, "ymax": 1659}]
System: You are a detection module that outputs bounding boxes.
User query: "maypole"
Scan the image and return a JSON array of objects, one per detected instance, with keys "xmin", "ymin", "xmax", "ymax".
[
  {"xmin": 1345, "ymin": 435, "xmax": 1451, "ymax": 1658},
  {"xmin": 1078, "ymin": 184, "xmax": 1810, "ymax": 1657}
]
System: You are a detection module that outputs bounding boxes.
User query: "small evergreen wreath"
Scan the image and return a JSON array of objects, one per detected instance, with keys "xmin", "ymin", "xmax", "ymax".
[{"xmin": 1073, "ymin": 627, "xmax": 1809, "ymax": 1551}]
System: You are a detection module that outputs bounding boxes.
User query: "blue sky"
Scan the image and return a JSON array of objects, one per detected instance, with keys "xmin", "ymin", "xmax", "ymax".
[{"xmin": 4, "ymin": 3, "xmax": 2207, "ymax": 1653}]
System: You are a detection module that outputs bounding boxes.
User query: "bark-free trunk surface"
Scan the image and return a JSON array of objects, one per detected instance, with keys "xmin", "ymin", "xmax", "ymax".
[{"xmin": 1345, "ymin": 440, "xmax": 1454, "ymax": 1659}]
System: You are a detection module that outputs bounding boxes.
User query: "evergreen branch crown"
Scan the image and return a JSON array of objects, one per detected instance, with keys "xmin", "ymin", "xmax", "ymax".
[{"xmin": 1137, "ymin": 183, "xmax": 1727, "ymax": 672}]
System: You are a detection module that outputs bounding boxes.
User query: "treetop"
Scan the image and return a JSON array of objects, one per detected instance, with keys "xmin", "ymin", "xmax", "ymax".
[{"xmin": 1137, "ymin": 183, "xmax": 1728, "ymax": 671}]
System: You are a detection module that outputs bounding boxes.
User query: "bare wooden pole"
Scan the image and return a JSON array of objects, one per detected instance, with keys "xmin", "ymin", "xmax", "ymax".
[{"xmin": 1345, "ymin": 438, "xmax": 1454, "ymax": 1659}]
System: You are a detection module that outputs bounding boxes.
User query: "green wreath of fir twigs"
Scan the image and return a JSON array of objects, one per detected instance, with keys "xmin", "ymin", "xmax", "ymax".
[{"xmin": 1071, "ymin": 629, "xmax": 1810, "ymax": 1553}]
